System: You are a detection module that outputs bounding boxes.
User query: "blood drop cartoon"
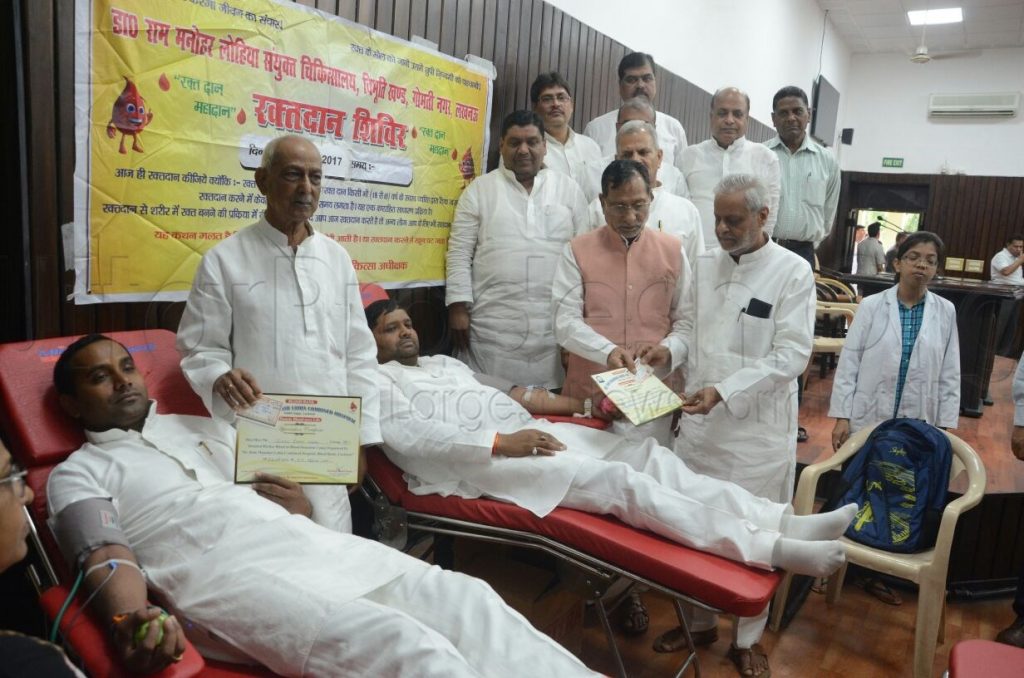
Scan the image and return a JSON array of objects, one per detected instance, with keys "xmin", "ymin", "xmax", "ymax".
[{"xmin": 107, "ymin": 77, "xmax": 154, "ymax": 154}]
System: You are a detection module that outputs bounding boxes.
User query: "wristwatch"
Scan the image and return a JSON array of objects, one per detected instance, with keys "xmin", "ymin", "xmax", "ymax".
[{"xmin": 582, "ymin": 397, "xmax": 593, "ymax": 419}]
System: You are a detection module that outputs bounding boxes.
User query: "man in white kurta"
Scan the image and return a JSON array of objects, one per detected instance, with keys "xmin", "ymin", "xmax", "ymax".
[
  {"xmin": 990, "ymin": 235, "xmax": 1024, "ymax": 356},
  {"xmin": 176, "ymin": 135, "xmax": 380, "ymax": 531},
  {"xmin": 367, "ymin": 303, "xmax": 851, "ymax": 578},
  {"xmin": 666, "ymin": 174, "xmax": 815, "ymax": 668},
  {"xmin": 531, "ymin": 72, "xmax": 605, "ymax": 202},
  {"xmin": 47, "ymin": 337, "xmax": 597, "ymax": 678},
  {"xmin": 765, "ymin": 86, "xmax": 840, "ymax": 269},
  {"xmin": 584, "ymin": 52, "xmax": 688, "ymax": 173},
  {"xmin": 446, "ymin": 111, "xmax": 590, "ymax": 389},
  {"xmin": 585, "ymin": 121, "xmax": 704, "ymax": 266},
  {"xmin": 681, "ymin": 88, "xmax": 781, "ymax": 249}
]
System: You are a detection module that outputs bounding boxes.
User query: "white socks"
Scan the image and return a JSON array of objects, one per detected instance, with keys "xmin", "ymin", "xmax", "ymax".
[
  {"xmin": 772, "ymin": 538, "xmax": 846, "ymax": 577},
  {"xmin": 780, "ymin": 503, "xmax": 858, "ymax": 541}
]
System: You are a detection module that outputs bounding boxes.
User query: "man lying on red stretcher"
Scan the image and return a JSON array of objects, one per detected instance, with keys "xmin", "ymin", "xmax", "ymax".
[{"xmin": 366, "ymin": 298, "xmax": 856, "ymax": 578}]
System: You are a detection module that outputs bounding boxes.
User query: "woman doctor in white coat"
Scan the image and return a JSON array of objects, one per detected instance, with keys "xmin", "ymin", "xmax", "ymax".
[{"xmin": 830, "ymin": 231, "xmax": 961, "ymax": 450}]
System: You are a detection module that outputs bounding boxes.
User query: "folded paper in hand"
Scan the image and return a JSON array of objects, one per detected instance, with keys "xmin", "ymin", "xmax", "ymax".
[{"xmin": 591, "ymin": 366, "xmax": 683, "ymax": 426}]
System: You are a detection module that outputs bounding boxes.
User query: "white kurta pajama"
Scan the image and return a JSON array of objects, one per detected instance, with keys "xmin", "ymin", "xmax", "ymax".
[
  {"xmin": 680, "ymin": 137, "xmax": 782, "ymax": 248},
  {"xmin": 672, "ymin": 242, "xmax": 815, "ymax": 645},
  {"xmin": 377, "ymin": 355, "xmax": 791, "ymax": 570},
  {"xmin": 543, "ymin": 129, "xmax": 605, "ymax": 202},
  {"xmin": 829, "ymin": 287, "xmax": 960, "ymax": 434},
  {"xmin": 446, "ymin": 166, "xmax": 590, "ymax": 388},
  {"xmin": 47, "ymin": 409, "xmax": 597, "ymax": 678},
  {"xmin": 177, "ymin": 217, "xmax": 382, "ymax": 531}
]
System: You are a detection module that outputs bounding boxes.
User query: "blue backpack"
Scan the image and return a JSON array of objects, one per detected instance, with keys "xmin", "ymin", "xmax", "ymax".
[{"xmin": 833, "ymin": 419, "xmax": 952, "ymax": 553}]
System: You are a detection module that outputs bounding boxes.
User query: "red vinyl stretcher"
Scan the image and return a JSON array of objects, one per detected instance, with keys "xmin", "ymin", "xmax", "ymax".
[
  {"xmin": 0, "ymin": 330, "xmax": 269, "ymax": 677},
  {"xmin": 0, "ymin": 329, "xmax": 782, "ymax": 678}
]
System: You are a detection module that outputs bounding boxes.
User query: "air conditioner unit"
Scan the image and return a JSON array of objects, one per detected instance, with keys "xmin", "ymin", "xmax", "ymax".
[{"xmin": 928, "ymin": 92, "xmax": 1020, "ymax": 118}]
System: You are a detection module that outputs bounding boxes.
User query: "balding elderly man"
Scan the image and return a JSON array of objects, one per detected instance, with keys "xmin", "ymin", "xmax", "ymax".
[
  {"xmin": 602, "ymin": 98, "xmax": 689, "ymax": 198},
  {"xmin": 681, "ymin": 88, "xmax": 781, "ymax": 250},
  {"xmin": 586, "ymin": 121, "xmax": 703, "ymax": 267},
  {"xmin": 584, "ymin": 52, "xmax": 688, "ymax": 173},
  {"xmin": 177, "ymin": 134, "xmax": 379, "ymax": 533},
  {"xmin": 653, "ymin": 174, "xmax": 814, "ymax": 676}
]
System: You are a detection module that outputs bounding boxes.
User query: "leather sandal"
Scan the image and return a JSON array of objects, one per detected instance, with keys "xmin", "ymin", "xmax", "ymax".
[
  {"xmin": 727, "ymin": 643, "xmax": 771, "ymax": 678},
  {"xmin": 617, "ymin": 591, "xmax": 649, "ymax": 636},
  {"xmin": 652, "ymin": 625, "xmax": 718, "ymax": 653}
]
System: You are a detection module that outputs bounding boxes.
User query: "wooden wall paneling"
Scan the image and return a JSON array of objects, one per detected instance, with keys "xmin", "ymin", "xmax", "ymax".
[
  {"xmin": 467, "ymin": 0, "xmax": 485, "ymax": 59},
  {"xmin": 593, "ymin": 36, "xmax": 610, "ymax": 118},
  {"xmin": 407, "ymin": 0, "xmax": 427, "ymax": 37},
  {"xmin": 582, "ymin": 26, "xmax": 600, "ymax": 124},
  {"xmin": 24, "ymin": 0, "xmax": 61, "ymax": 339},
  {"xmin": 332, "ymin": 1, "xmax": 357, "ymax": 21},
  {"xmin": 374, "ymin": 0, "xmax": 394, "ymax": 34},
  {"xmin": 486, "ymin": 0, "xmax": 511, "ymax": 170},
  {"xmin": 562, "ymin": 16, "xmax": 580, "ymax": 126},
  {"xmin": 536, "ymin": 2, "xmax": 553, "ymax": 77},
  {"xmin": 424, "ymin": 0, "xmax": 442, "ymax": 46},
  {"xmin": 436, "ymin": 0, "xmax": 456, "ymax": 56},
  {"xmin": 450, "ymin": 0, "xmax": 470, "ymax": 60},
  {"xmin": 522, "ymin": 0, "xmax": 542, "ymax": 106},
  {"xmin": 390, "ymin": 0, "xmax": 411, "ymax": 39},
  {"xmin": 513, "ymin": 0, "xmax": 535, "ymax": 110},
  {"xmin": 355, "ymin": 0, "xmax": 375, "ymax": 27}
]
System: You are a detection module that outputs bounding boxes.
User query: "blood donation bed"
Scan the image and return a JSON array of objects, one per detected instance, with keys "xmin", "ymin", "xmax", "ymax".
[{"xmin": 0, "ymin": 330, "xmax": 781, "ymax": 678}]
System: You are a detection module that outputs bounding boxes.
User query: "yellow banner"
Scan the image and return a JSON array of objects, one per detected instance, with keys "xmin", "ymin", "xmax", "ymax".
[{"xmin": 73, "ymin": 0, "xmax": 492, "ymax": 303}]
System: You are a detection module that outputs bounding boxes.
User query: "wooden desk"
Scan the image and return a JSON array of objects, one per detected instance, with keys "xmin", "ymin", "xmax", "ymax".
[{"xmin": 841, "ymin": 273, "xmax": 1016, "ymax": 417}]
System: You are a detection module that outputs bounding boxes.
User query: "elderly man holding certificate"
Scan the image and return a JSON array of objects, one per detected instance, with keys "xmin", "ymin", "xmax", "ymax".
[{"xmin": 176, "ymin": 133, "xmax": 379, "ymax": 532}]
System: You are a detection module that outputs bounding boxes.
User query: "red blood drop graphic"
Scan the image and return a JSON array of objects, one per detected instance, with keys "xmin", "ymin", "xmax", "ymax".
[
  {"xmin": 158, "ymin": 73, "xmax": 170, "ymax": 91},
  {"xmin": 411, "ymin": 127, "xmax": 418, "ymax": 139},
  {"xmin": 236, "ymin": 109, "xmax": 246, "ymax": 124},
  {"xmin": 451, "ymin": 148, "xmax": 458, "ymax": 160}
]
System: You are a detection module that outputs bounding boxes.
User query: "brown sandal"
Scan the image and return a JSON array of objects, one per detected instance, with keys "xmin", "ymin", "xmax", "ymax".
[
  {"xmin": 617, "ymin": 591, "xmax": 650, "ymax": 636},
  {"xmin": 652, "ymin": 625, "xmax": 718, "ymax": 653},
  {"xmin": 727, "ymin": 643, "xmax": 771, "ymax": 678}
]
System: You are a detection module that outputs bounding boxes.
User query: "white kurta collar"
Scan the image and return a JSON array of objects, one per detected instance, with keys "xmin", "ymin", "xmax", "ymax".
[
  {"xmin": 84, "ymin": 400, "xmax": 158, "ymax": 444},
  {"xmin": 713, "ymin": 136, "xmax": 747, "ymax": 155},
  {"xmin": 731, "ymin": 238, "xmax": 776, "ymax": 266},
  {"xmin": 253, "ymin": 216, "xmax": 315, "ymax": 249},
  {"xmin": 497, "ymin": 163, "xmax": 544, "ymax": 194}
]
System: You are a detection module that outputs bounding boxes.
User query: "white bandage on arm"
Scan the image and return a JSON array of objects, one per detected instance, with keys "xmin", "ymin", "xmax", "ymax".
[
  {"xmin": 50, "ymin": 497, "xmax": 132, "ymax": 569},
  {"xmin": 83, "ymin": 558, "xmax": 143, "ymax": 579}
]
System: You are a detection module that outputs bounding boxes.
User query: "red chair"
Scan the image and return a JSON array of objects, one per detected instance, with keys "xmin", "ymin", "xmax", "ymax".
[
  {"xmin": 948, "ymin": 639, "xmax": 1024, "ymax": 678},
  {"xmin": 0, "ymin": 330, "xmax": 270, "ymax": 677}
]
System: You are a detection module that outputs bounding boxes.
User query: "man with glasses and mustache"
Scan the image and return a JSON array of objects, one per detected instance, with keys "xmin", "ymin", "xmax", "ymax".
[
  {"xmin": 553, "ymin": 159, "xmax": 690, "ymax": 447},
  {"xmin": 583, "ymin": 53, "xmax": 688, "ymax": 174},
  {"xmin": 530, "ymin": 72, "xmax": 604, "ymax": 201}
]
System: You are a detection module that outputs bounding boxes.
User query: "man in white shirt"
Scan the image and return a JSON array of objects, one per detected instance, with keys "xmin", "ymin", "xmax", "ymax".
[
  {"xmin": 47, "ymin": 335, "xmax": 601, "ymax": 677},
  {"xmin": 366, "ymin": 299, "xmax": 851, "ymax": 576},
  {"xmin": 176, "ymin": 134, "xmax": 380, "ymax": 532},
  {"xmin": 656, "ymin": 174, "xmax": 815, "ymax": 674},
  {"xmin": 531, "ymin": 71, "xmax": 604, "ymax": 201},
  {"xmin": 583, "ymin": 52, "xmax": 688, "ymax": 173},
  {"xmin": 681, "ymin": 88, "xmax": 781, "ymax": 249},
  {"xmin": 446, "ymin": 110, "xmax": 590, "ymax": 389},
  {"xmin": 764, "ymin": 86, "xmax": 840, "ymax": 269},
  {"xmin": 855, "ymin": 222, "xmax": 886, "ymax": 275},
  {"xmin": 991, "ymin": 235, "xmax": 1024, "ymax": 356},
  {"xmin": 585, "ymin": 121, "xmax": 704, "ymax": 266}
]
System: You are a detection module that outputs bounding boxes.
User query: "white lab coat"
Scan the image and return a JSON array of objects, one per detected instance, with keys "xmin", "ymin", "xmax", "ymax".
[
  {"xmin": 680, "ymin": 138, "xmax": 782, "ymax": 248},
  {"xmin": 673, "ymin": 242, "xmax": 815, "ymax": 502},
  {"xmin": 583, "ymin": 108, "xmax": 689, "ymax": 172},
  {"xmin": 1013, "ymin": 359, "xmax": 1024, "ymax": 426},
  {"xmin": 829, "ymin": 286, "xmax": 961, "ymax": 434},
  {"xmin": 586, "ymin": 187, "xmax": 704, "ymax": 268},
  {"xmin": 446, "ymin": 166, "xmax": 590, "ymax": 388},
  {"xmin": 177, "ymin": 218, "xmax": 383, "ymax": 530}
]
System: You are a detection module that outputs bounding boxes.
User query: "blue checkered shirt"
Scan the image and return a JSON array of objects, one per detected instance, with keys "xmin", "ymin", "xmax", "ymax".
[{"xmin": 894, "ymin": 297, "xmax": 926, "ymax": 417}]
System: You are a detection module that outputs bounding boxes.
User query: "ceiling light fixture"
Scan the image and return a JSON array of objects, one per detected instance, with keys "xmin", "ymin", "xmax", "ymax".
[{"xmin": 907, "ymin": 7, "xmax": 963, "ymax": 26}]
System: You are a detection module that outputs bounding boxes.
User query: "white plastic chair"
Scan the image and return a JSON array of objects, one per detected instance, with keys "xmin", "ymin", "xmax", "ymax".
[{"xmin": 769, "ymin": 424, "xmax": 987, "ymax": 678}]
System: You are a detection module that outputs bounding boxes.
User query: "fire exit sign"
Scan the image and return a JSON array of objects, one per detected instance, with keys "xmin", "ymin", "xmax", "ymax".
[{"xmin": 882, "ymin": 157, "xmax": 904, "ymax": 168}]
